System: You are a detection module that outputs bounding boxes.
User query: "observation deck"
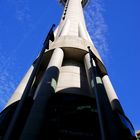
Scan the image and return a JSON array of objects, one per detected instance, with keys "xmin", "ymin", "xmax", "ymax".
[{"xmin": 59, "ymin": 0, "xmax": 88, "ymax": 7}]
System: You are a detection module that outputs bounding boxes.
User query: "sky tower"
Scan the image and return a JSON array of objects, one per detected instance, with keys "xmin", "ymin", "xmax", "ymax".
[{"xmin": 0, "ymin": 0, "xmax": 137, "ymax": 140}]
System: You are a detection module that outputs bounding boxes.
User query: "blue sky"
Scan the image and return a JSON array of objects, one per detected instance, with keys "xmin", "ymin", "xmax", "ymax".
[{"xmin": 0, "ymin": 0, "xmax": 139, "ymax": 131}]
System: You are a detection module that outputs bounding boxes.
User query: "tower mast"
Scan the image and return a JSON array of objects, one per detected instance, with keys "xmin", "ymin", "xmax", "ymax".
[{"xmin": 0, "ymin": 0, "xmax": 136, "ymax": 140}]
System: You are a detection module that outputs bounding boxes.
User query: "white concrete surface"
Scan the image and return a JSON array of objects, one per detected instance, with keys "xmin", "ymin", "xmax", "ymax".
[
  {"xmin": 102, "ymin": 75, "xmax": 119, "ymax": 102},
  {"xmin": 34, "ymin": 48, "xmax": 64, "ymax": 99},
  {"xmin": 5, "ymin": 66, "xmax": 34, "ymax": 108}
]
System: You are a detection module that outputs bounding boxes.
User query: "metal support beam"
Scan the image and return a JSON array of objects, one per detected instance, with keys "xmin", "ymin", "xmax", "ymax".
[{"xmin": 87, "ymin": 46, "xmax": 106, "ymax": 140}]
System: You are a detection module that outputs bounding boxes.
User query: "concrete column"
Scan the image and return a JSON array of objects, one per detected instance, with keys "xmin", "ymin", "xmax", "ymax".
[
  {"xmin": 20, "ymin": 48, "xmax": 64, "ymax": 140},
  {"xmin": 34, "ymin": 47, "xmax": 64, "ymax": 98},
  {"xmin": 102, "ymin": 75, "xmax": 118, "ymax": 102},
  {"xmin": 84, "ymin": 53, "xmax": 95, "ymax": 97},
  {"xmin": 102, "ymin": 75, "xmax": 124, "ymax": 114},
  {"xmin": 5, "ymin": 66, "xmax": 34, "ymax": 108},
  {"xmin": 84, "ymin": 53, "xmax": 124, "ymax": 113}
]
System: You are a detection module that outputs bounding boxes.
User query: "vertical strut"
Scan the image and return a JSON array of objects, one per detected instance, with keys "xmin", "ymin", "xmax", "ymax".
[
  {"xmin": 3, "ymin": 24, "xmax": 55, "ymax": 140},
  {"xmin": 88, "ymin": 46, "xmax": 106, "ymax": 140}
]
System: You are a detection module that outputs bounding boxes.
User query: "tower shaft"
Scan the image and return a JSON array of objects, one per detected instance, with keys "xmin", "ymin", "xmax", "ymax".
[
  {"xmin": 57, "ymin": 0, "xmax": 87, "ymax": 37},
  {"xmin": 0, "ymin": 0, "xmax": 136, "ymax": 140}
]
